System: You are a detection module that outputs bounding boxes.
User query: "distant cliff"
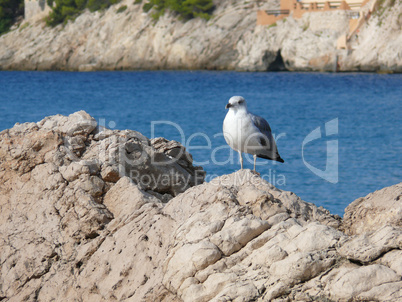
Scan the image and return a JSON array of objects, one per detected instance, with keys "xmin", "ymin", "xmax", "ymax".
[{"xmin": 0, "ymin": 0, "xmax": 401, "ymax": 72}]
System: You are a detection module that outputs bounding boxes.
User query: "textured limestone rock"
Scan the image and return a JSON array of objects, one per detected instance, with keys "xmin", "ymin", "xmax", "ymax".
[
  {"xmin": 0, "ymin": 111, "xmax": 203, "ymax": 301},
  {"xmin": 337, "ymin": 225, "xmax": 402, "ymax": 263},
  {"xmin": 377, "ymin": 249, "xmax": 402, "ymax": 276},
  {"xmin": 326, "ymin": 264, "xmax": 400, "ymax": 300},
  {"xmin": 339, "ymin": 0, "xmax": 402, "ymax": 72},
  {"xmin": 0, "ymin": 0, "xmax": 400, "ymax": 72},
  {"xmin": 342, "ymin": 182, "xmax": 402, "ymax": 235},
  {"xmin": 0, "ymin": 112, "xmax": 401, "ymax": 301}
]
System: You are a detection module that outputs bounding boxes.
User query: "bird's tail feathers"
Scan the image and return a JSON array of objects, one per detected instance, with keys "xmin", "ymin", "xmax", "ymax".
[{"xmin": 257, "ymin": 153, "xmax": 284, "ymax": 163}]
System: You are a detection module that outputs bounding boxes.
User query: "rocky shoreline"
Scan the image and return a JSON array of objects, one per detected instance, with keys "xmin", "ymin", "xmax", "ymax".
[
  {"xmin": 0, "ymin": 0, "xmax": 401, "ymax": 72},
  {"xmin": 0, "ymin": 111, "xmax": 401, "ymax": 301}
]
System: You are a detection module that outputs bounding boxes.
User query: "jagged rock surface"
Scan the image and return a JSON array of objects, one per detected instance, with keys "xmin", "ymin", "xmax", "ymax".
[
  {"xmin": 342, "ymin": 182, "xmax": 402, "ymax": 235},
  {"xmin": 0, "ymin": 111, "xmax": 203, "ymax": 301},
  {"xmin": 0, "ymin": 111, "xmax": 401, "ymax": 301},
  {"xmin": 0, "ymin": 0, "xmax": 401, "ymax": 72}
]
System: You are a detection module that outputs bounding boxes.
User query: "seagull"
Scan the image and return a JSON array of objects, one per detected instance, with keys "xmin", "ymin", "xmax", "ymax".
[{"xmin": 223, "ymin": 96, "xmax": 284, "ymax": 171}]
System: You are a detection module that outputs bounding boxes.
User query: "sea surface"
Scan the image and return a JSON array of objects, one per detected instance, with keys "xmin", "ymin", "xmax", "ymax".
[{"xmin": 1, "ymin": 71, "xmax": 401, "ymax": 215}]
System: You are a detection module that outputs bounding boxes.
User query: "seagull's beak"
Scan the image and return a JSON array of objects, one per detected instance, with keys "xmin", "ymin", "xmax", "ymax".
[{"xmin": 225, "ymin": 103, "xmax": 232, "ymax": 109}]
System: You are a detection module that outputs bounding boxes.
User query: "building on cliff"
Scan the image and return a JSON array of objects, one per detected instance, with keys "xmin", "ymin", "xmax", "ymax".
[
  {"xmin": 24, "ymin": 0, "xmax": 51, "ymax": 21},
  {"xmin": 257, "ymin": 0, "xmax": 370, "ymax": 25},
  {"xmin": 257, "ymin": 0, "xmax": 379, "ymax": 49}
]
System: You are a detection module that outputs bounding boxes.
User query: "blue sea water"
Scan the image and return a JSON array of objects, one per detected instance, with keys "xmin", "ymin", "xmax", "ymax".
[{"xmin": 0, "ymin": 71, "xmax": 401, "ymax": 215}]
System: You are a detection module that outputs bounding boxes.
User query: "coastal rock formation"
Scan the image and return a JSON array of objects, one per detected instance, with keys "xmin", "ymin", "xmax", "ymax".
[
  {"xmin": 342, "ymin": 182, "xmax": 402, "ymax": 235},
  {"xmin": 0, "ymin": 111, "xmax": 204, "ymax": 301},
  {"xmin": 0, "ymin": 0, "xmax": 401, "ymax": 72},
  {"xmin": 0, "ymin": 111, "xmax": 401, "ymax": 301}
]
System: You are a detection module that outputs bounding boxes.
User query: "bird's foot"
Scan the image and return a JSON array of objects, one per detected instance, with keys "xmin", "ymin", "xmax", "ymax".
[{"xmin": 251, "ymin": 170, "xmax": 260, "ymax": 176}]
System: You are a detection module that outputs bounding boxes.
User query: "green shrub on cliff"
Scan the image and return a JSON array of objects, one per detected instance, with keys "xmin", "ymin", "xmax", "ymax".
[
  {"xmin": 116, "ymin": 4, "xmax": 127, "ymax": 13},
  {"xmin": 86, "ymin": 0, "xmax": 121, "ymax": 12},
  {"xmin": 143, "ymin": 0, "xmax": 214, "ymax": 21},
  {"xmin": 374, "ymin": 0, "xmax": 396, "ymax": 26},
  {"xmin": 0, "ymin": 0, "xmax": 24, "ymax": 35},
  {"xmin": 46, "ymin": 0, "xmax": 121, "ymax": 26}
]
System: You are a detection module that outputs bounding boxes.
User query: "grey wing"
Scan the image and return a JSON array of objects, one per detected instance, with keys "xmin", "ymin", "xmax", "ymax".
[
  {"xmin": 251, "ymin": 113, "xmax": 284, "ymax": 162},
  {"xmin": 251, "ymin": 114, "xmax": 272, "ymax": 139}
]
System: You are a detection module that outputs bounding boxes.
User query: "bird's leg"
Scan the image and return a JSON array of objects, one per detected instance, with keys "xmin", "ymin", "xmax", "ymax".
[
  {"xmin": 238, "ymin": 151, "xmax": 243, "ymax": 169},
  {"xmin": 252, "ymin": 154, "xmax": 261, "ymax": 176}
]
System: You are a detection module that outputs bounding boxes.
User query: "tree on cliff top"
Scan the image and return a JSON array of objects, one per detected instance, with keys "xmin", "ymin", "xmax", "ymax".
[
  {"xmin": 46, "ymin": 0, "xmax": 121, "ymax": 26},
  {"xmin": 0, "ymin": 0, "xmax": 24, "ymax": 35},
  {"xmin": 143, "ymin": 0, "xmax": 215, "ymax": 21}
]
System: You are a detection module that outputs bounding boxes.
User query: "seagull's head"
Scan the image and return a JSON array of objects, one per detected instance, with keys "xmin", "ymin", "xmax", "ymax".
[{"xmin": 225, "ymin": 96, "xmax": 247, "ymax": 111}]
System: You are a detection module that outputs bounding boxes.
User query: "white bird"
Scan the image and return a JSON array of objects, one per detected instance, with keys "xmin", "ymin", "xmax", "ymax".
[{"xmin": 223, "ymin": 96, "xmax": 284, "ymax": 171}]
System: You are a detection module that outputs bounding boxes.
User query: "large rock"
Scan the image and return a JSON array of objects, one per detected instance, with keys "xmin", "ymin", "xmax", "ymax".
[
  {"xmin": 0, "ymin": 110, "xmax": 204, "ymax": 301},
  {"xmin": 342, "ymin": 182, "xmax": 402, "ymax": 235},
  {"xmin": 0, "ymin": 0, "xmax": 400, "ymax": 72},
  {"xmin": 0, "ymin": 112, "xmax": 401, "ymax": 301}
]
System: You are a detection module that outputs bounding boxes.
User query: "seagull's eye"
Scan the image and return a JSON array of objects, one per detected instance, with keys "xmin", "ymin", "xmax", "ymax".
[{"xmin": 238, "ymin": 100, "xmax": 244, "ymax": 104}]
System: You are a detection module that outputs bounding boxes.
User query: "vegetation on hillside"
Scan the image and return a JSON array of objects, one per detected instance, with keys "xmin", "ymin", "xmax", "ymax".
[
  {"xmin": 0, "ymin": 0, "xmax": 24, "ymax": 35},
  {"xmin": 142, "ymin": 0, "xmax": 214, "ymax": 21},
  {"xmin": 46, "ymin": 0, "xmax": 121, "ymax": 26},
  {"xmin": 1, "ymin": 0, "xmax": 214, "ymax": 33},
  {"xmin": 374, "ymin": 0, "xmax": 397, "ymax": 26}
]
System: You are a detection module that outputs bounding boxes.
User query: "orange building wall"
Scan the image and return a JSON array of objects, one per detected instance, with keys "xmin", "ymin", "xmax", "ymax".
[
  {"xmin": 257, "ymin": 0, "xmax": 368, "ymax": 26},
  {"xmin": 257, "ymin": 10, "xmax": 287, "ymax": 26},
  {"xmin": 280, "ymin": 0, "xmax": 295, "ymax": 10}
]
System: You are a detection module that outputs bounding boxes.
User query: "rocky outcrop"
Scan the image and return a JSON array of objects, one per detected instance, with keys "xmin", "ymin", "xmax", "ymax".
[
  {"xmin": 342, "ymin": 183, "xmax": 402, "ymax": 235},
  {"xmin": 0, "ymin": 112, "xmax": 401, "ymax": 301},
  {"xmin": 0, "ymin": 0, "xmax": 401, "ymax": 72},
  {"xmin": 0, "ymin": 111, "xmax": 204, "ymax": 300}
]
